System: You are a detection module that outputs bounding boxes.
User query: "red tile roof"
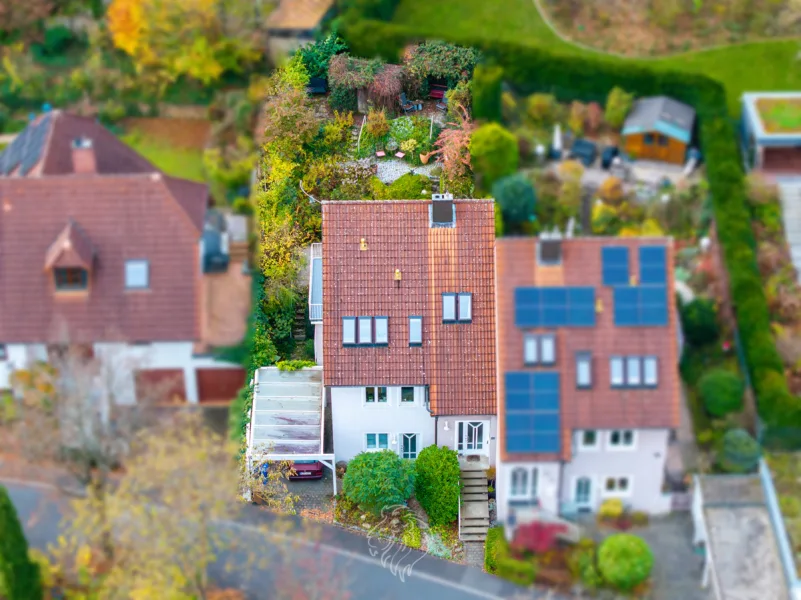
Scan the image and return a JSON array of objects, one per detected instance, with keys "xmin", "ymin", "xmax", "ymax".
[
  {"xmin": 44, "ymin": 220, "xmax": 95, "ymax": 270},
  {"xmin": 496, "ymin": 237, "xmax": 681, "ymax": 463},
  {"xmin": 0, "ymin": 173, "xmax": 207, "ymax": 344},
  {"xmin": 322, "ymin": 200, "xmax": 497, "ymax": 416}
]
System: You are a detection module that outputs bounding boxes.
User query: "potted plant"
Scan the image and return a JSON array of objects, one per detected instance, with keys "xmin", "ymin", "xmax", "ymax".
[
  {"xmin": 488, "ymin": 485, "xmax": 496, "ymax": 500},
  {"xmin": 486, "ymin": 466, "xmax": 496, "ymax": 489}
]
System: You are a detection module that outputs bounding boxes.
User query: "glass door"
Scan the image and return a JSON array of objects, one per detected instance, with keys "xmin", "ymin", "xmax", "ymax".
[
  {"xmin": 457, "ymin": 421, "xmax": 487, "ymax": 454},
  {"xmin": 401, "ymin": 434, "xmax": 418, "ymax": 459},
  {"xmin": 575, "ymin": 477, "xmax": 592, "ymax": 511}
]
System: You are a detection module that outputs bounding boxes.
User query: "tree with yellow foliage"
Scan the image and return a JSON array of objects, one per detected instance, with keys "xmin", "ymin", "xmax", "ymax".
[{"xmin": 107, "ymin": 0, "xmax": 263, "ymax": 86}]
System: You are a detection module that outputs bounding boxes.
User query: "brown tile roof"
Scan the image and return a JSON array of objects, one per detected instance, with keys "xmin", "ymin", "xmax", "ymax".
[
  {"xmin": 322, "ymin": 200, "xmax": 497, "ymax": 416},
  {"xmin": 266, "ymin": 0, "xmax": 334, "ymax": 31},
  {"xmin": 496, "ymin": 237, "xmax": 681, "ymax": 463},
  {"xmin": 0, "ymin": 174, "xmax": 206, "ymax": 344},
  {"xmin": 44, "ymin": 220, "xmax": 95, "ymax": 270}
]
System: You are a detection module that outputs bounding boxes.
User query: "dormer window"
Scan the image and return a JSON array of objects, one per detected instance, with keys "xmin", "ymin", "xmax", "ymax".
[{"xmin": 54, "ymin": 267, "xmax": 88, "ymax": 291}]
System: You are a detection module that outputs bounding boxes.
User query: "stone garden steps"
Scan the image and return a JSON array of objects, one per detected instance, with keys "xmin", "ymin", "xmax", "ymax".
[{"xmin": 459, "ymin": 465, "xmax": 490, "ymax": 543}]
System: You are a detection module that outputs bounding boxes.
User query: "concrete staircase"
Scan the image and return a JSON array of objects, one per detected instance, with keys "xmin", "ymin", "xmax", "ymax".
[
  {"xmin": 293, "ymin": 294, "xmax": 307, "ymax": 341},
  {"xmin": 459, "ymin": 463, "xmax": 490, "ymax": 542}
]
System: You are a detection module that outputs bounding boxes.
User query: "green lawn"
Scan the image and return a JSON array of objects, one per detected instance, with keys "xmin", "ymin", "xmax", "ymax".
[
  {"xmin": 121, "ymin": 132, "xmax": 206, "ymax": 183},
  {"xmin": 393, "ymin": 0, "xmax": 801, "ymax": 115}
]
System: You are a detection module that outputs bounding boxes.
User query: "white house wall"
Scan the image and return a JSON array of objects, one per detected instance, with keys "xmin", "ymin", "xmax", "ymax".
[
  {"xmin": 497, "ymin": 460, "xmax": 562, "ymax": 523},
  {"xmin": 0, "ymin": 344, "xmax": 47, "ymax": 389},
  {"xmin": 436, "ymin": 415, "xmax": 498, "ymax": 465},
  {"xmin": 314, "ymin": 324, "xmax": 323, "ymax": 366},
  {"xmin": 561, "ymin": 428, "xmax": 672, "ymax": 514},
  {"xmin": 93, "ymin": 342, "xmax": 241, "ymax": 405},
  {"xmin": 329, "ymin": 386, "xmax": 434, "ymax": 462}
]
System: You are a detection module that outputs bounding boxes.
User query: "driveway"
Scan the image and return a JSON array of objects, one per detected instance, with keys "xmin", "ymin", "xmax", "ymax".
[{"xmin": 4, "ymin": 478, "xmax": 566, "ymax": 600}]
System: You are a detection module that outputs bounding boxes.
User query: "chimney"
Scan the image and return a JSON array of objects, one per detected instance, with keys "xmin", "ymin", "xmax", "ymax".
[{"xmin": 71, "ymin": 137, "xmax": 96, "ymax": 174}]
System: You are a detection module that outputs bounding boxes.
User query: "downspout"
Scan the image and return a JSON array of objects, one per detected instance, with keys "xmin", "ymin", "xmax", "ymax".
[{"xmin": 424, "ymin": 386, "xmax": 437, "ymax": 445}]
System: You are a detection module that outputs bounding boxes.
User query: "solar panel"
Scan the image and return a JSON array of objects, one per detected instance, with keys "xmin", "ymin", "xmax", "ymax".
[
  {"xmin": 613, "ymin": 285, "xmax": 668, "ymax": 326},
  {"xmin": 515, "ymin": 286, "xmax": 595, "ymax": 327},
  {"xmin": 639, "ymin": 246, "xmax": 667, "ymax": 284},
  {"xmin": 602, "ymin": 246, "xmax": 630, "ymax": 286},
  {"xmin": 20, "ymin": 115, "xmax": 51, "ymax": 176},
  {"xmin": 505, "ymin": 372, "xmax": 561, "ymax": 454},
  {"xmin": 0, "ymin": 126, "xmax": 31, "ymax": 175}
]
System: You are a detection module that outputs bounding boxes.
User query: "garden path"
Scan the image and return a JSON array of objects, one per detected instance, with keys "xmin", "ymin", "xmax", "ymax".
[{"xmin": 777, "ymin": 181, "xmax": 801, "ymax": 280}]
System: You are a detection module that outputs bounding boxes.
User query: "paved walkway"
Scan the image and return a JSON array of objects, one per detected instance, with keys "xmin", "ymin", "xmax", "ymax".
[
  {"xmin": 578, "ymin": 513, "xmax": 710, "ymax": 600},
  {"xmin": 777, "ymin": 181, "xmax": 801, "ymax": 278}
]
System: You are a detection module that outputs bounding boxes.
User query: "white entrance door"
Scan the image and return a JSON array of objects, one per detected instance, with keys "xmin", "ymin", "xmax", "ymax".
[
  {"xmin": 401, "ymin": 433, "xmax": 419, "ymax": 459},
  {"xmin": 457, "ymin": 421, "xmax": 489, "ymax": 456},
  {"xmin": 574, "ymin": 476, "xmax": 593, "ymax": 512}
]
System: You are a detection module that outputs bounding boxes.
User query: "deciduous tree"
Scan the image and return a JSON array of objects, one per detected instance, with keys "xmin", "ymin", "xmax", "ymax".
[
  {"xmin": 0, "ymin": 0, "xmax": 52, "ymax": 43},
  {"xmin": 605, "ymin": 87, "xmax": 634, "ymax": 129}
]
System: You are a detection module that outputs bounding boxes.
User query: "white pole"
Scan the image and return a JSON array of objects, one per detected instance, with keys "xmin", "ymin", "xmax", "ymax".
[{"xmin": 430, "ymin": 115, "xmax": 434, "ymax": 140}]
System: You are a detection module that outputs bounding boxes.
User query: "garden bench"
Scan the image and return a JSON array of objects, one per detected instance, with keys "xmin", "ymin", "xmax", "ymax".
[
  {"xmin": 429, "ymin": 84, "xmax": 448, "ymax": 100},
  {"xmin": 436, "ymin": 95, "xmax": 448, "ymax": 113}
]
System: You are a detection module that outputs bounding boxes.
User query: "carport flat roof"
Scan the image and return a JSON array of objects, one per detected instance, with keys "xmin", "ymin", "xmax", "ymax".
[
  {"xmin": 699, "ymin": 474, "xmax": 790, "ymax": 600},
  {"xmin": 743, "ymin": 92, "xmax": 801, "ymax": 144}
]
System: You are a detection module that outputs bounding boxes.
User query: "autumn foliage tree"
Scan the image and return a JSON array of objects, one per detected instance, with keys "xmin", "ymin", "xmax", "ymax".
[
  {"xmin": 434, "ymin": 103, "xmax": 475, "ymax": 180},
  {"xmin": 107, "ymin": 0, "xmax": 262, "ymax": 87}
]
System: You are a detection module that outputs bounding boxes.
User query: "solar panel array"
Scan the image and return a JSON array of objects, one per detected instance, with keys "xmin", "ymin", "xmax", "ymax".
[
  {"xmin": 610, "ymin": 245, "xmax": 669, "ymax": 326},
  {"xmin": 0, "ymin": 114, "xmax": 51, "ymax": 176},
  {"xmin": 602, "ymin": 246, "xmax": 630, "ymax": 286},
  {"xmin": 514, "ymin": 286, "xmax": 595, "ymax": 327},
  {"xmin": 505, "ymin": 372, "xmax": 561, "ymax": 453}
]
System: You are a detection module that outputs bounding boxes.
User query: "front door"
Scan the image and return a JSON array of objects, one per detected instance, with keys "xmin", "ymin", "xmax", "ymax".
[
  {"xmin": 574, "ymin": 476, "xmax": 593, "ymax": 512},
  {"xmin": 401, "ymin": 433, "xmax": 419, "ymax": 459},
  {"xmin": 457, "ymin": 421, "xmax": 489, "ymax": 456}
]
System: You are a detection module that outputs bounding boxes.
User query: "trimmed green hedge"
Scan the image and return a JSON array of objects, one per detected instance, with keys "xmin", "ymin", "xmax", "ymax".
[
  {"xmin": 340, "ymin": 19, "xmax": 801, "ymax": 440},
  {"xmin": 485, "ymin": 526, "xmax": 505, "ymax": 573}
]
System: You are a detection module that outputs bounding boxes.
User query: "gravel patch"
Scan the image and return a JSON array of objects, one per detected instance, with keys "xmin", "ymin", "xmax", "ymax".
[{"xmin": 375, "ymin": 159, "xmax": 441, "ymax": 184}]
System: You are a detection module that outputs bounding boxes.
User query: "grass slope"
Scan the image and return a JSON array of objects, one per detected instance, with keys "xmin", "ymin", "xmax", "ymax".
[{"xmin": 394, "ymin": 0, "xmax": 801, "ymax": 115}]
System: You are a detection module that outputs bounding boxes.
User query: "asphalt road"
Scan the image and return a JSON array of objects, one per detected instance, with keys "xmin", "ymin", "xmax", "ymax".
[{"xmin": 4, "ymin": 479, "xmax": 564, "ymax": 600}]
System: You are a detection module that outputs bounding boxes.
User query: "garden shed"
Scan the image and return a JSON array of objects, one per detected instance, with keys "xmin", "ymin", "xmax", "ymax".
[
  {"xmin": 621, "ymin": 96, "xmax": 696, "ymax": 165},
  {"xmin": 741, "ymin": 92, "xmax": 801, "ymax": 175}
]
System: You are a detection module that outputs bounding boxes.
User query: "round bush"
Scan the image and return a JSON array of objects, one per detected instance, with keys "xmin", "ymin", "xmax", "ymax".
[
  {"xmin": 718, "ymin": 428, "xmax": 761, "ymax": 474},
  {"xmin": 414, "ymin": 445, "xmax": 460, "ymax": 526},
  {"xmin": 342, "ymin": 450, "xmax": 415, "ymax": 515},
  {"xmin": 492, "ymin": 173, "xmax": 536, "ymax": 229},
  {"xmin": 680, "ymin": 298, "xmax": 719, "ymax": 347},
  {"xmin": 597, "ymin": 534, "xmax": 653, "ymax": 592},
  {"xmin": 470, "ymin": 123, "xmax": 519, "ymax": 191},
  {"xmin": 699, "ymin": 369, "xmax": 744, "ymax": 417}
]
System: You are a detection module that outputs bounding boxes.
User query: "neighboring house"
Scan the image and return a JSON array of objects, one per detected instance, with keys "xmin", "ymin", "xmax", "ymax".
[
  {"xmin": 622, "ymin": 96, "xmax": 696, "ymax": 165},
  {"xmin": 495, "ymin": 235, "xmax": 681, "ymax": 523},
  {"xmin": 741, "ymin": 91, "xmax": 801, "ymax": 175},
  {"xmin": 0, "ymin": 110, "xmax": 249, "ymax": 404},
  {"xmin": 312, "ymin": 196, "xmax": 497, "ymax": 465},
  {"xmin": 265, "ymin": 0, "xmax": 335, "ymax": 63}
]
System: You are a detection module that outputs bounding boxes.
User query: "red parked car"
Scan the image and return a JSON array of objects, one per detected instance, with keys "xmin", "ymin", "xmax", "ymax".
[{"xmin": 289, "ymin": 460, "xmax": 324, "ymax": 480}]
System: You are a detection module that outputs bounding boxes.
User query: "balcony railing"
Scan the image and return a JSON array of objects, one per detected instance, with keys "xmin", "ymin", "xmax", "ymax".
[{"xmin": 309, "ymin": 243, "xmax": 322, "ymax": 324}]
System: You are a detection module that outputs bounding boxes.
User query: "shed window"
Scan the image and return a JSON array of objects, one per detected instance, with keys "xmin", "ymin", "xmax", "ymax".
[
  {"xmin": 342, "ymin": 317, "xmax": 356, "ymax": 345},
  {"xmin": 358, "ymin": 317, "xmax": 373, "ymax": 344},
  {"xmin": 409, "ymin": 317, "xmax": 422, "ymax": 346},
  {"xmin": 658, "ymin": 134, "xmax": 669, "ymax": 147},
  {"xmin": 374, "ymin": 317, "xmax": 388, "ymax": 345},
  {"xmin": 644, "ymin": 133, "xmax": 655, "ymax": 145}
]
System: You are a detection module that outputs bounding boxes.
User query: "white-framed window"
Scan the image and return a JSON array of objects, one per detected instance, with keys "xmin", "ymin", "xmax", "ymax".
[
  {"xmin": 358, "ymin": 317, "xmax": 373, "ymax": 344},
  {"xmin": 458, "ymin": 293, "xmax": 472, "ymax": 322},
  {"xmin": 409, "ymin": 316, "xmax": 422, "ymax": 346},
  {"xmin": 365, "ymin": 433, "xmax": 389, "ymax": 451},
  {"xmin": 374, "ymin": 317, "xmax": 388, "ymax": 345},
  {"xmin": 610, "ymin": 356, "xmax": 624, "ymax": 387},
  {"xmin": 401, "ymin": 433, "xmax": 420, "ymax": 459},
  {"xmin": 603, "ymin": 476, "xmax": 632, "ymax": 497},
  {"xmin": 578, "ymin": 429, "xmax": 598, "ymax": 450},
  {"xmin": 626, "ymin": 356, "xmax": 642, "ymax": 386},
  {"xmin": 342, "ymin": 317, "xmax": 356, "ymax": 345},
  {"xmin": 510, "ymin": 467, "xmax": 528, "ymax": 498},
  {"xmin": 607, "ymin": 429, "xmax": 636, "ymax": 450},
  {"xmin": 524, "ymin": 335, "xmax": 538, "ymax": 365},
  {"xmin": 125, "ymin": 259, "xmax": 149, "ymax": 289},
  {"xmin": 524, "ymin": 334, "xmax": 556, "ymax": 366},
  {"xmin": 365, "ymin": 386, "xmax": 388, "ymax": 404},
  {"xmin": 576, "ymin": 352, "xmax": 592, "ymax": 388},
  {"xmin": 442, "ymin": 293, "xmax": 457, "ymax": 322},
  {"xmin": 644, "ymin": 356, "xmax": 658, "ymax": 387},
  {"xmin": 400, "ymin": 386, "xmax": 415, "ymax": 404}
]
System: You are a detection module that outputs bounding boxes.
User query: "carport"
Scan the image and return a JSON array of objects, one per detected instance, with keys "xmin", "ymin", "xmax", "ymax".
[{"xmin": 245, "ymin": 365, "xmax": 337, "ymax": 494}]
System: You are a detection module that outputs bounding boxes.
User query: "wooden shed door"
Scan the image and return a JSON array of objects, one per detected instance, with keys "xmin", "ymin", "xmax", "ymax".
[
  {"xmin": 134, "ymin": 369, "xmax": 186, "ymax": 404},
  {"xmin": 196, "ymin": 368, "xmax": 246, "ymax": 404}
]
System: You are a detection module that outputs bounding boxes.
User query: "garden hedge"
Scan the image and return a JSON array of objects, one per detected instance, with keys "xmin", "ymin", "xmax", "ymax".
[
  {"xmin": 0, "ymin": 485, "xmax": 42, "ymax": 600},
  {"xmin": 414, "ymin": 445, "xmax": 461, "ymax": 526},
  {"xmin": 340, "ymin": 18, "xmax": 801, "ymax": 442}
]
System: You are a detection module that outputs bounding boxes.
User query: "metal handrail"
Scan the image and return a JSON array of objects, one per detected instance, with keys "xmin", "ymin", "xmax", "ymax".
[{"xmin": 458, "ymin": 492, "xmax": 461, "ymax": 541}]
